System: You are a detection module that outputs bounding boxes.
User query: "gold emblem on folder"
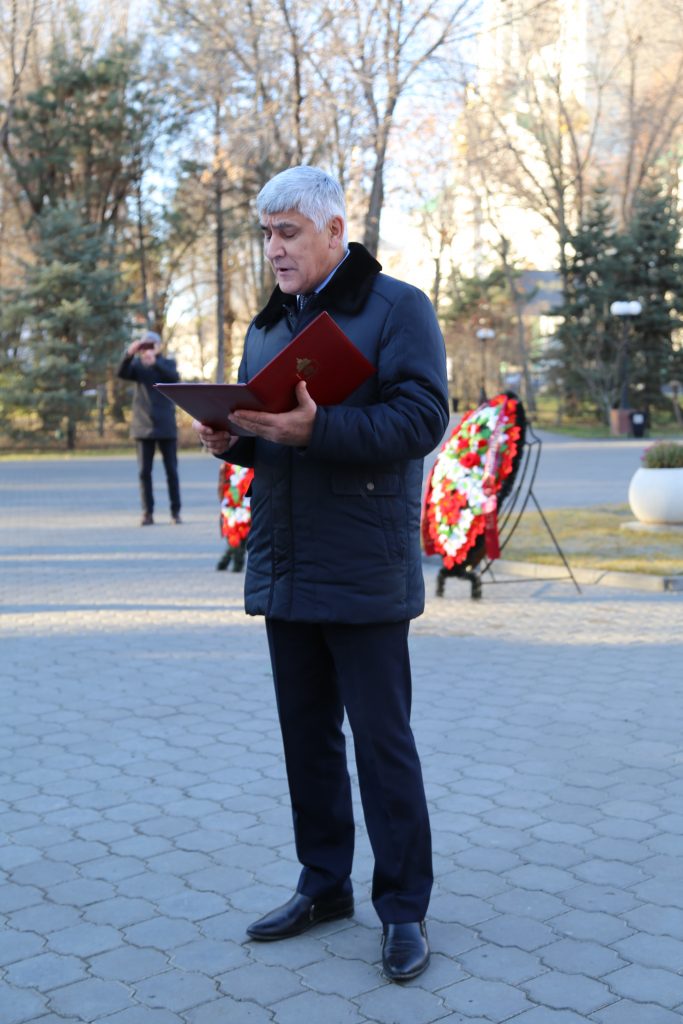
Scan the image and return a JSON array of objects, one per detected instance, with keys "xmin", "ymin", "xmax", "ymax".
[{"xmin": 296, "ymin": 357, "xmax": 320, "ymax": 381}]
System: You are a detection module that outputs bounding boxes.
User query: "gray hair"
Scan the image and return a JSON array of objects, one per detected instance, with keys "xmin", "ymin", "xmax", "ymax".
[{"xmin": 257, "ymin": 166, "xmax": 348, "ymax": 245}]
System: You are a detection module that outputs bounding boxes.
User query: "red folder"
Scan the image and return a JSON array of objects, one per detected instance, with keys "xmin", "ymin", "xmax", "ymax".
[{"xmin": 155, "ymin": 312, "xmax": 376, "ymax": 435}]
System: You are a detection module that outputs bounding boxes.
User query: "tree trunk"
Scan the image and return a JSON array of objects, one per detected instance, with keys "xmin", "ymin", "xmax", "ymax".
[
  {"xmin": 499, "ymin": 238, "xmax": 537, "ymax": 413},
  {"xmin": 363, "ymin": 115, "xmax": 393, "ymax": 256},
  {"xmin": 135, "ymin": 171, "xmax": 149, "ymax": 319},
  {"xmin": 214, "ymin": 103, "xmax": 226, "ymax": 384}
]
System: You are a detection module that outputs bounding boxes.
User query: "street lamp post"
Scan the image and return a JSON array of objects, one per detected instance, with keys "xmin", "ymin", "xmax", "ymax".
[
  {"xmin": 609, "ymin": 300, "xmax": 642, "ymax": 435},
  {"xmin": 476, "ymin": 327, "xmax": 495, "ymax": 405}
]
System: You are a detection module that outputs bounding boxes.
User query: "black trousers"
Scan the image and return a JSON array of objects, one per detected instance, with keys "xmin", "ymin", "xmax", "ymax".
[
  {"xmin": 265, "ymin": 618, "xmax": 433, "ymax": 924},
  {"xmin": 135, "ymin": 438, "xmax": 181, "ymax": 517}
]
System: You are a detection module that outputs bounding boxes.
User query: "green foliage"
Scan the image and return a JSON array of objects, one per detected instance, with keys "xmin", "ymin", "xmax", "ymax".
[
  {"xmin": 0, "ymin": 204, "xmax": 131, "ymax": 448},
  {"xmin": 642, "ymin": 441, "xmax": 683, "ymax": 468},
  {"xmin": 553, "ymin": 181, "xmax": 622, "ymax": 420},
  {"xmin": 623, "ymin": 183, "xmax": 683, "ymax": 408},
  {"xmin": 2, "ymin": 39, "xmax": 163, "ymax": 226},
  {"xmin": 553, "ymin": 178, "xmax": 683, "ymax": 423}
]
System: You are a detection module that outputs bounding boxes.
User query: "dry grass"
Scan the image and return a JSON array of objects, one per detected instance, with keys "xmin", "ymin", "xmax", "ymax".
[{"xmin": 501, "ymin": 504, "xmax": 683, "ymax": 576}]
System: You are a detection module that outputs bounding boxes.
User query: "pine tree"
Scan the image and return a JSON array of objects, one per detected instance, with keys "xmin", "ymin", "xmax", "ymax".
[
  {"xmin": 554, "ymin": 182, "xmax": 622, "ymax": 422},
  {"xmin": 0, "ymin": 205, "xmax": 130, "ymax": 449},
  {"xmin": 2, "ymin": 40, "xmax": 158, "ymax": 229},
  {"xmin": 621, "ymin": 180, "xmax": 683, "ymax": 416}
]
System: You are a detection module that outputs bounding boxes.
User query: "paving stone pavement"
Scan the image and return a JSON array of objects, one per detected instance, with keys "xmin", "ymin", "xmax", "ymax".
[{"xmin": 1, "ymin": 452, "xmax": 683, "ymax": 1024}]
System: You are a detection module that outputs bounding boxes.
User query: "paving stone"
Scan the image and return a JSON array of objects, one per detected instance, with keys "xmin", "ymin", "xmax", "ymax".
[
  {"xmin": 605, "ymin": 964, "xmax": 683, "ymax": 1008},
  {"xmin": 504, "ymin": 864, "xmax": 578, "ymax": 893},
  {"xmin": 185, "ymin": 998, "xmax": 273, "ymax": 1023},
  {"xmin": 298, "ymin": 955, "xmax": 383, "ymax": 998},
  {"xmin": 511, "ymin": 1010, "xmax": 593, "ymax": 1023},
  {"xmin": 134, "ymin": 969, "xmax": 219, "ymax": 1011},
  {"xmin": 549, "ymin": 910, "xmax": 634, "ymax": 944},
  {"xmin": 476, "ymin": 915, "xmax": 558, "ymax": 951},
  {"xmin": 522, "ymin": 970, "xmax": 615, "ymax": 1013},
  {"xmin": 613, "ymin": 932, "xmax": 683, "ymax": 971},
  {"xmin": 559, "ymin": 884, "xmax": 641, "ymax": 914},
  {"xmin": 9, "ymin": 853, "xmax": 79, "ymax": 885},
  {"xmin": 5, "ymin": 951, "xmax": 87, "ymax": 991},
  {"xmin": 47, "ymin": 878, "xmax": 116, "ymax": 907},
  {"xmin": 571, "ymin": 859, "xmax": 647, "ymax": 887},
  {"xmin": 9, "ymin": 902, "xmax": 81, "ymax": 934},
  {"xmin": 0, "ymin": 929, "xmax": 45, "ymax": 966},
  {"xmin": 155, "ymin": 889, "xmax": 229, "ymax": 921},
  {"xmin": 218, "ymin": 962, "xmax": 303, "ymax": 1004},
  {"xmin": 539, "ymin": 938, "xmax": 626, "ymax": 976},
  {"xmin": 48, "ymin": 977, "xmax": 133, "ymax": 1020},
  {"xmin": 0, "ymin": 883, "xmax": 43, "ymax": 913},
  {"xmin": 48, "ymin": 923, "xmax": 123, "ymax": 957},
  {"xmin": 592, "ymin": 1000, "xmax": 683, "ymax": 1023},
  {"xmin": 85, "ymin": 1010, "xmax": 182, "ymax": 1024},
  {"xmin": 89, "ymin": 946, "xmax": 170, "ymax": 981},
  {"xmin": 489, "ymin": 889, "xmax": 566, "ymax": 920},
  {"xmin": 0, "ymin": 983, "xmax": 48, "ymax": 1024},
  {"xmin": 271, "ymin": 990, "xmax": 367, "ymax": 1024},
  {"xmin": 124, "ymin": 917, "xmax": 200, "ymax": 951},
  {"xmin": 458, "ymin": 943, "xmax": 545, "ymax": 984},
  {"xmin": 117, "ymin": 872, "xmax": 187, "ymax": 901},
  {"xmin": 440, "ymin": 977, "xmax": 533, "ymax": 1020},
  {"xmin": 357, "ymin": 984, "xmax": 451, "ymax": 1023},
  {"xmin": 171, "ymin": 938, "xmax": 249, "ymax": 974}
]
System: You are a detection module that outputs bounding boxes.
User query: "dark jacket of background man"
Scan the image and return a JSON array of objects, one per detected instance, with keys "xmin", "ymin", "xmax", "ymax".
[{"xmin": 117, "ymin": 351, "xmax": 179, "ymax": 439}]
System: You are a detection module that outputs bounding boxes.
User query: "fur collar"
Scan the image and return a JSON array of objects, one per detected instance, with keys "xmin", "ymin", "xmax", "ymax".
[{"xmin": 254, "ymin": 242, "xmax": 382, "ymax": 329}]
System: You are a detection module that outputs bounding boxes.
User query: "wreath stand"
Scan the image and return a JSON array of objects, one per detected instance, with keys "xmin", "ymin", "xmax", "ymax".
[{"xmin": 435, "ymin": 422, "xmax": 581, "ymax": 600}]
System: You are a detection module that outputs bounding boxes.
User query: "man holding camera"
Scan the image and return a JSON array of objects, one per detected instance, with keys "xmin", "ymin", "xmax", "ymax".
[{"xmin": 117, "ymin": 330, "xmax": 182, "ymax": 526}]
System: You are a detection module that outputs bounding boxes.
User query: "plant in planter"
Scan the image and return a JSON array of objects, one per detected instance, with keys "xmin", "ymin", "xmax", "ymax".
[{"xmin": 628, "ymin": 441, "xmax": 683, "ymax": 524}]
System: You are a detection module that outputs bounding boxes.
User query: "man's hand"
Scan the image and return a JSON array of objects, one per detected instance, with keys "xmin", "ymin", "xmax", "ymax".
[
  {"xmin": 230, "ymin": 380, "xmax": 317, "ymax": 446},
  {"xmin": 193, "ymin": 420, "xmax": 238, "ymax": 455}
]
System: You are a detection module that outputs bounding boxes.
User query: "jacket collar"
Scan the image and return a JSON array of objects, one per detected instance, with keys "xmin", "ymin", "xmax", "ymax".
[{"xmin": 254, "ymin": 242, "xmax": 382, "ymax": 329}]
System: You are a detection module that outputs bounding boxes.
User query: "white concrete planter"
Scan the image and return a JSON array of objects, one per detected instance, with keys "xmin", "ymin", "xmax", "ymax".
[{"xmin": 628, "ymin": 467, "xmax": 683, "ymax": 525}]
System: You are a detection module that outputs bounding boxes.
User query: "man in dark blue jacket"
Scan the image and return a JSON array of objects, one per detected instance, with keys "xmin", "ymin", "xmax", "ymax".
[
  {"xmin": 195, "ymin": 166, "xmax": 449, "ymax": 982},
  {"xmin": 118, "ymin": 331, "xmax": 182, "ymax": 526}
]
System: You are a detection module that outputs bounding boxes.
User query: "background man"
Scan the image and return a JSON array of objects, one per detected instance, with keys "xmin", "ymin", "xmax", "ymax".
[
  {"xmin": 195, "ymin": 166, "xmax": 449, "ymax": 982},
  {"xmin": 117, "ymin": 330, "xmax": 182, "ymax": 526}
]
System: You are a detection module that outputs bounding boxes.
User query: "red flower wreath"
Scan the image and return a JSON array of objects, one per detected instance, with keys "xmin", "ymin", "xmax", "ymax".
[
  {"xmin": 220, "ymin": 464, "xmax": 254, "ymax": 548},
  {"xmin": 422, "ymin": 394, "xmax": 524, "ymax": 569}
]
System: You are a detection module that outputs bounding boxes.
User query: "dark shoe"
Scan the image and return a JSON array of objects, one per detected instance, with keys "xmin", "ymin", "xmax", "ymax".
[
  {"xmin": 247, "ymin": 891, "xmax": 354, "ymax": 941},
  {"xmin": 141, "ymin": 513, "xmax": 154, "ymax": 526},
  {"xmin": 382, "ymin": 921, "xmax": 430, "ymax": 982},
  {"xmin": 172, "ymin": 514, "xmax": 182, "ymax": 524},
  {"xmin": 216, "ymin": 552, "xmax": 231, "ymax": 571}
]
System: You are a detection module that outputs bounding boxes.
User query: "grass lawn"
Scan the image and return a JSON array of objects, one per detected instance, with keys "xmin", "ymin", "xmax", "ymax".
[{"xmin": 502, "ymin": 503, "xmax": 683, "ymax": 577}]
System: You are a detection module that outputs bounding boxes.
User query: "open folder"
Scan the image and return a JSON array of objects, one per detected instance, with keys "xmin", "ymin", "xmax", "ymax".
[{"xmin": 155, "ymin": 312, "xmax": 376, "ymax": 436}]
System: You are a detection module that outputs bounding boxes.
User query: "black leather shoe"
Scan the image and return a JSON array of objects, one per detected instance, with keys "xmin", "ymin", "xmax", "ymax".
[
  {"xmin": 382, "ymin": 921, "xmax": 430, "ymax": 982},
  {"xmin": 247, "ymin": 891, "xmax": 354, "ymax": 941}
]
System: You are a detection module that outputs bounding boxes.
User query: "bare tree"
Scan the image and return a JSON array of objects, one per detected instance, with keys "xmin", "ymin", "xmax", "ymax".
[{"xmin": 319, "ymin": 0, "xmax": 479, "ymax": 256}]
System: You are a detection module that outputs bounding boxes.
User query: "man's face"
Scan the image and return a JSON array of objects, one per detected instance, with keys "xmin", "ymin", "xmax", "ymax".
[{"xmin": 260, "ymin": 210, "xmax": 345, "ymax": 295}]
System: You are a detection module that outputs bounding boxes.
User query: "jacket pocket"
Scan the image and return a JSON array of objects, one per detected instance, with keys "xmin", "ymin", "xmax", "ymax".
[{"xmin": 331, "ymin": 472, "xmax": 405, "ymax": 562}]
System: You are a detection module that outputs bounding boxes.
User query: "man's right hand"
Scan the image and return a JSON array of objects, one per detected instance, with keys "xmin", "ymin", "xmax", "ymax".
[{"xmin": 193, "ymin": 420, "xmax": 238, "ymax": 455}]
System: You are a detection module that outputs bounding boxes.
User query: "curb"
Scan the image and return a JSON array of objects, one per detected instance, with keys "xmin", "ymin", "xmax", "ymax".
[{"xmin": 495, "ymin": 558, "xmax": 683, "ymax": 593}]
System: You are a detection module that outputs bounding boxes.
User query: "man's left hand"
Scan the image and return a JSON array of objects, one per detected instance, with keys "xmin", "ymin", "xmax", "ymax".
[{"xmin": 230, "ymin": 380, "xmax": 317, "ymax": 446}]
